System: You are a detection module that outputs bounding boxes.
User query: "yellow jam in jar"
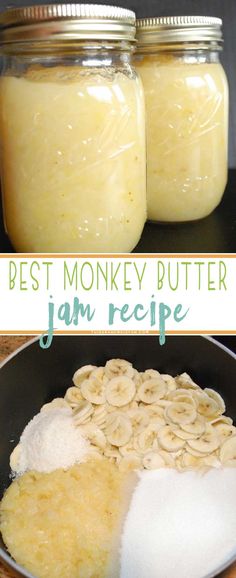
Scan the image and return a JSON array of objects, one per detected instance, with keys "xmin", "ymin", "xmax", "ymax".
[
  {"xmin": 0, "ymin": 4, "xmax": 146, "ymax": 252},
  {"xmin": 0, "ymin": 66, "xmax": 146, "ymax": 252},
  {"xmin": 136, "ymin": 16, "xmax": 229, "ymax": 223}
]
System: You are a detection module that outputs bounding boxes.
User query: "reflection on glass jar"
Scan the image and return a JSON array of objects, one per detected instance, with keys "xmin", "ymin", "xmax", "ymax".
[
  {"xmin": 0, "ymin": 4, "xmax": 146, "ymax": 253},
  {"xmin": 136, "ymin": 16, "xmax": 229, "ymax": 223}
]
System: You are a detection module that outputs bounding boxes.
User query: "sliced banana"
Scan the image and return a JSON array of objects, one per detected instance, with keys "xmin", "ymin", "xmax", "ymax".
[
  {"xmin": 106, "ymin": 376, "xmax": 135, "ymax": 407},
  {"xmin": 220, "ymin": 436, "xmax": 236, "ymax": 463},
  {"xmin": 73, "ymin": 401, "xmax": 94, "ymax": 426},
  {"xmin": 187, "ymin": 424, "xmax": 220, "ymax": 454},
  {"xmin": 204, "ymin": 388, "xmax": 226, "ymax": 414},
  {"xmin": 175, "ymin": 456, "xmax": 184, "ymax": 471},
  {"xmin": 73, "ymin": 365, "xmax": 97, "ymax": 387},
  {"xmin": 119, "ymin": 453, "xmax": 142, "ymax": 472},
  {"xmin": 130, "ymin": 401, "xmax": 139, "ymax": 410},
  {"xmin": 165, "ymin": 402, "xmax": 197, "ymax": 426},
  {"xmin": 10, "ymin": 444, "xmax": 21, "ymax": 471},
  {"xmin": 106, "ymin": 412, "xmax": 132, "ymax": 447},
  {"xmin": 168, "ymin": 388, "xmax": 193, "ymax": 399},
  {"xmin": 35, "ymin": 358, "xmax": 236, "ymax": 475},
  {"xmin": 203, "ymin": 454, "xmax": 221, "ymax": 468},
  {"xmin": 145, "ymin": 404, "xmax": 165, "ymax": 420},
  {"xmin": 176, "ymin": 372, "xmax": 200, "ymax": 390},
  {"xmin": 138, "ymin": 377, "xmax": 166, "ymax": 404},
  {"xmin": 178, "ymin": 452, "xmax": 218, "ymax": 472},
  {"xmin": 107, "ymin": 404, "xmax": 116, "ymax": 413},
  {"xmin": 181, "ymin": 417, "xmax": 205, "ymax": 436},
  {"xmin": 90, "ymin": 367, "xmax": 108, "ymax": 385},
  {"xmin": 158, "ymin": 450, "xmax": 175, "ymax": 467},
  {"xmin": 212, "ymin": 422, "xmax": 236, "ymax": 442},
  {"xmin": 81, "ymin": 423, "xmax": 106, "ymax": 450},
  {"xmin": 179, "ymin": 452, "xmax": 205, "ymax": 470},
  {"xmin": 120, "ymin": 402, "xmax": 136, "ymax": 413},
  {"xmin": 105, "ymin": 358, "xmax": 134, "ymax": 380},
  {"xmin": 211, "ymin": 416, "xmax": 233, "ymax": 426},
  {"xmin": 128, "ymin": 408, "xmax": 149, "ymax": 434},
  {"xmin": 119, "ymin": 440, "xmax": 136, "ymax": 456},
  {"xmin": 41, "ymin": 398, "xmax": 70, "ymax": 412},
  {"xmin": 133, "ymin": 369, "xmax": 142, "ymax": 388},
  {"xmin": 119, "ymin": 401, "xmax": 139, "ymax": 413},
  {"xmin": 158, "ymin": 425, "xmax": 185, "ymax": 452},
  {"xmin": 92, "ymin": 405, "xmax": 108, "ymax": 428},
  {"xmin": 155, "ymin": 399, "xmax": 172, "ymax": 408},
  {"xmin": 149, "ymin": 416, "xmax": 166, "ymax": 430},
  {"xmin": 76, "ymin": 416, "xmax": 92, "ymax": 427},
  {"xmin": 64, "ymin": 386, "xmax": 83, "ymax": 407},
  {"xmin": 136, "ymin": 425, "xmax": 160, "ymax": 453},
  {"xmin": 170, "ymin": 425, "xmax": 199, "ymax": 441},
  {"xmin": 170, "ymin": 394, "xmax": 196, "ymax": 408},
  {"xmin": 81, "ymin": 377, "xmax": 106, "ymax": 405},
  {"xmin": 195, "ymin": 392, "xmax": 221, "ymax": 419},
  {"xmin": 161, "ymin": 374, "xmax": 177, "ymax": 392},
  {"xmin": 171, "ymin": 449, "xmax": 184, "ymax": 459},
  {"xmin": 143, "ymin": 452, "xmax": 166, "ymax": 469},
  {"xmin": 187, "ymin": 446, "xmax": 208, "ymax": 457},
  {"xmin": 141, "ymin": 369, "xmax": 161, "ymax": 382}
]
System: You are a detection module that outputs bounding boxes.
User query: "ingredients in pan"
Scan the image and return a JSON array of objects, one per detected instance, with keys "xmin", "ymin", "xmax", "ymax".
[
  {"xmin": 10, "ymin": 359, "xmax": 236, "ymax": 474},
  {"xmin": 2, "ymin": 357, "xmax": 236, "ymax": 578}
]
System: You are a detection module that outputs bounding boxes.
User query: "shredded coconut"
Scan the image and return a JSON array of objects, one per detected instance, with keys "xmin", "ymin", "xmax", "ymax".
[
  {"xmin": 13, "ymin": 407, "xmax": 90, "ymax": 474},
  {"xmin": 120, "ymin": 468, "xmax": 236, "ymax": 578}
]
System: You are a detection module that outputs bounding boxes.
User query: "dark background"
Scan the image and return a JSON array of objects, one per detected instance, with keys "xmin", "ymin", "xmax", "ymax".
[{"xmin": 0, "ymin": 0, "xmax": 235, "ymax": 167}]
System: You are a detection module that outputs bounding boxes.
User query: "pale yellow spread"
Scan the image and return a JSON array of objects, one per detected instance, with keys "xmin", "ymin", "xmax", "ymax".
[
  {"xmin": 0, "ymin": 66, "xmax": 146, "ymax": 252},
  {"xmin": 137, "ymin": 55, "xmax": 228, "ymax": 222}
]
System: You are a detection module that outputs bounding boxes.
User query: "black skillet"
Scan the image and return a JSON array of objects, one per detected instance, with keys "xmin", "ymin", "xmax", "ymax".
[{"xmin": 0, "ymin": 335, "xmax": 236, "ymax": 578}]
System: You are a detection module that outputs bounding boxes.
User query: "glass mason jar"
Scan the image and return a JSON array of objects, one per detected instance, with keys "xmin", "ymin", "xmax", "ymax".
[
  {"xmin": 135, "ymin": 16, "xmax": 229, "ymax": 223},
  {"xmin": 0, "ymin": 4, "xmax": 146, "ymax": 252}
]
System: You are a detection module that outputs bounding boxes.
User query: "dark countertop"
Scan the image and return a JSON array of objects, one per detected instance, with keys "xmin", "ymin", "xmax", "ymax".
[{"xmin": 0, "ymin": 170, "xmax": 236, "ymax": 254}]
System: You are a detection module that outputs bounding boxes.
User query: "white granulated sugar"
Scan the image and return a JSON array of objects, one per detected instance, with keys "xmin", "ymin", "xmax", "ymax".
[
  {"xmin": 14, "ymin": 407, "xmax": 89, "ymax": 474},
  {"xmin": 120, "ymin": 468, "xmax": 236, "ymax": 578}
]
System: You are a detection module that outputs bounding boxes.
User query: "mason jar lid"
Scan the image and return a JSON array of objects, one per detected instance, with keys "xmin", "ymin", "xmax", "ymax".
[
  {"xmin": 0, "ymin": 4, "xmax": 136, "ymax": 44},
  {"xmin": 136, "ymin": 15, "xmax": 223, "ymax": 46}
]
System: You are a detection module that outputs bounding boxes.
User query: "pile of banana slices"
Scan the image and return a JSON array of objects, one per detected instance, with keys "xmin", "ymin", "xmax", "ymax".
[{"xmin": 43, "ymin": 359, "xmax": 236, "ymax": 472}]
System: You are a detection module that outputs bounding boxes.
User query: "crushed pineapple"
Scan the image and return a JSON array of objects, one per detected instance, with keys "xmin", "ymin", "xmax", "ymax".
[{"xmin": 0, "ymin": 460, "xmax": 134, "ymax": 578}]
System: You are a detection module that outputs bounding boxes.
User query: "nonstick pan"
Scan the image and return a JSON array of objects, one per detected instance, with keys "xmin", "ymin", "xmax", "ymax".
[{"xmin": 0, "ymin": 335, "xmax": 236, "ymax": 578}]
